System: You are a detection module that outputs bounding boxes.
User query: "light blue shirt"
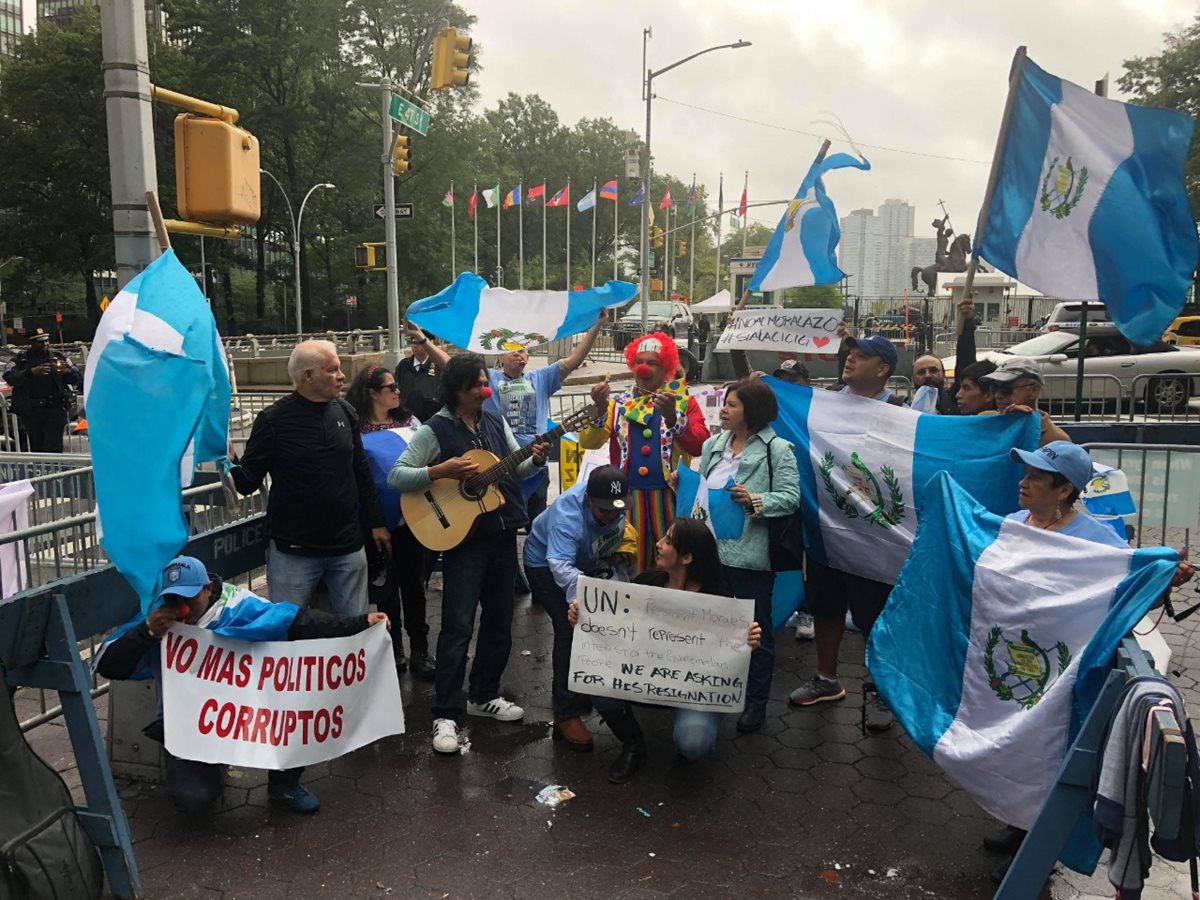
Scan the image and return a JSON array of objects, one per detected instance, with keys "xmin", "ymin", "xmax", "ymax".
[
  {"xmin": 840, "ymin": 384, "xmax": 893, "ymax": 403},
  {"xmin": 523, "ymin": 482, "xmax": 626, "ymax": 602},
  {"xmin": 486, "ymin": 363, "xmax": 565, "ymax": 447},
  {"xmin": 1005, "ymin": 509, "xmax": 1130, "ymax": 549}
]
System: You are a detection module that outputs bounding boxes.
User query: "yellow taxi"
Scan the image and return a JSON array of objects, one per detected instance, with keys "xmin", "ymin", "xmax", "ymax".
[{"xmin": 1165, "ymin": 316, "xmax": 1200, "ymax": 346}]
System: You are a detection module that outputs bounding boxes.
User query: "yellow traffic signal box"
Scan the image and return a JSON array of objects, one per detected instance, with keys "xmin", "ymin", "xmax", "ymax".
[
  {"xmin": 392, "ymin": 136, "xmax": 411, "ymax": 175},
  {"xmin": 174, "ymin": 114, "xmax": 261, "ymax": 225},
  {"xmin": 431, "ymin": 27, "xmax": 472, "ymax": 90}
]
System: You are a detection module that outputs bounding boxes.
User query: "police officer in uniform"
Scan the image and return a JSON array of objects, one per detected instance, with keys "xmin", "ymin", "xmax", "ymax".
[{"xmin": 3, "ymin": 328, "xmax": 81, "ymax": 453}]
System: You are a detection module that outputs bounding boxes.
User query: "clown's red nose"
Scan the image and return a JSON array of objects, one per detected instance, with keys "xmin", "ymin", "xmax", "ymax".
[
  {"xmin": 635, "ymin": 364, "xmax": 653, "ymax": 379},
  {"xmin": 175, "ymin": 604, "xmax": 190, "ymax": 621},
  {"xmin": 479, "ymin": 386, "xmax": 493, "ymax": 399}
]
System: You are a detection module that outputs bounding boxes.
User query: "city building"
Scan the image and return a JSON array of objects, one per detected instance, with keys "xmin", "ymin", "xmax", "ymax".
[
  {"xmin": 839, "ymin": 199, "xmax": 951, "ymax": 298},
  {"xmin": 839, "ymin": 208, "xmax": 885, "ymax": 299},
  {"xmin": 0, "ymin": 0, "xmax": 23, "ymax": 56},
  {"xmin": 36, "ymin": 0, "xmax": 163, "ymax": 33}
]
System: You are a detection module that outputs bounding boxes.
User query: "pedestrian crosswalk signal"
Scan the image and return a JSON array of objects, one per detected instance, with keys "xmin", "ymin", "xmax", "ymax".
[
  {"xmin": 355, "ymin": 243, "xmax": 387, "ymax": 271},
  {"xmin": 651, "ymin": 225, "xmax": 665, "ymax": 251},
  {"xmin": 431, "ymin": 27, "xmax": 472, "ymax": 91},
  {"xmin": 392, "ymin": 136, "xmax": 411, "ymax": 175}
]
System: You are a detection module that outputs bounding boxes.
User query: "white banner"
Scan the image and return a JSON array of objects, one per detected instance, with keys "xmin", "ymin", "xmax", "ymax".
[
  {"xmin": 0, "ymin": 480, "xmax": 33, "ymax": 598},
  {"xmin": 162, "ymin": 623, "xmax": 403, "ymax": 769},
  {"xmin": 568, "ymin": 575, "xmax": 754, "ymax": 713},
  {"xmin": 715, "ymin": 308, "xmax": 841, "ymax": 353}
]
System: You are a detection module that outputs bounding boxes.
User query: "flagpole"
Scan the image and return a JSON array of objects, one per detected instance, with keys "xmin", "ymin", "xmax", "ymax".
[
  {"xmin": 613, "ymin": 184, "xmax": 619, "ymax": 282},
  {"xmin": 495, "ymin": 184, "xmax": 501, "ymax": 286},
  {"xmin": 689, "ymin": 172, "xmax": 696, "ymax": 301},
  {"xmin": 665, "ymin": 202, "xmax": 672, "ymax": 304},
  {"xmin": 741, "ymin": 171, "xmax": 748, "ymax": 256},
  {"xmin": 518, "ymin": 181, "xmax": 524, "ymax": 289},
  {"xmin": 449, "ymin": 179, "xmax": 456, "ymax": 279},
  {"xmin": 962, "ymin": 47, "xmax": 1028, "ymax": 328},
  {"xmin": 590, "ymin": 177, "xmax": 598, "ymax": 286},
  {"xmin": 472, "ymin": 181, "xmax": 478, "ymax": 274},
  {"xmin": 565, "ymin": 176, "xmax": 572, "ymax": 289},
  {"xmin": 541, "ymin": 180, "xmax": 547, "ymax": 289},
  {"xmin": 715, "ymin": 171, "xmax": 723, "ymax": 299}
]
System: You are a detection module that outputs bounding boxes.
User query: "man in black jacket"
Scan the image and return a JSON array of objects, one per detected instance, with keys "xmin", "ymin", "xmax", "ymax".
[
  {"xmin": 96, "ymin": 556, "xmax": 390, "ymax": 814},
  {"xmin": 231, "ymin": 340, "xmax": 388, "ymax": 617},
  {"xmin": 3, "ymin": 328, "xmax": 81, "ymax": 452}
]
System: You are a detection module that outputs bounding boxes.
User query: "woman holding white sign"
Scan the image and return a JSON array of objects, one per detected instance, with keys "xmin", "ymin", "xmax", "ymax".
[
  {"xmin": 689, "ymin": 378, "xmax": 800, "ymax": 733},
  {"xmin": 567, "ymin": 518, "xmax": 762, "ymax": 783}
]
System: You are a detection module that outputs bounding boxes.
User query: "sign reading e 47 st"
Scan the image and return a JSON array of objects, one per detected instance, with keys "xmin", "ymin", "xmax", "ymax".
[{"xmin": 387, "ymin": 94, "xmax": 431, "ymax": 136}]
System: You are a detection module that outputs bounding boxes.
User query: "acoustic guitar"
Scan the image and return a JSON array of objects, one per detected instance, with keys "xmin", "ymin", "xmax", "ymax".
[{"xmin": 402, "ymin": 406, "xmax": 598, "ymax": 551}]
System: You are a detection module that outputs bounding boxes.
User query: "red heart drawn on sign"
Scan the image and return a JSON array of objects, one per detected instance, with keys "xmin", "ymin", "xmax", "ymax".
[{"xmin": 813, "ymin": 337, "xmax": 831, "ymax": 349}]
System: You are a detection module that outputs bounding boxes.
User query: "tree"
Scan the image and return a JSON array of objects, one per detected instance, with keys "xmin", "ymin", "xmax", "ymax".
[{"xmin": 1120, "ymin": 16, "xmax": 1200, "ymax": 215}]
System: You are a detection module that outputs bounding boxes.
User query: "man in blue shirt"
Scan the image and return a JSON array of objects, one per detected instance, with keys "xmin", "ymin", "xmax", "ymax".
[{"xmin": 523, "ymin": 465, "xmax": 630, "ymax": 751}]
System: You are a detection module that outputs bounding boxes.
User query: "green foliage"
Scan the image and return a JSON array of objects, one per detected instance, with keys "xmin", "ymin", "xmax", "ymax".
[
  {"xmin": 1120, "ymin": 16, "xmax": 1200, "ymax": 216},
  {"xmin": 781, "ymin": 285, "xmax": 845, "ymax": 309}
]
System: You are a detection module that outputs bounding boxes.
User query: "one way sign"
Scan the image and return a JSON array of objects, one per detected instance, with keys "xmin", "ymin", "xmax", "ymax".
[{"xmin": 375, "ymin": 203, "xmax": 414, "ymax": 220}]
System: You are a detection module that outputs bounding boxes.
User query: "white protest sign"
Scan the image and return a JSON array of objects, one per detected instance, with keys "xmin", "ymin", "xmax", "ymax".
[
  {"xmin": 568, "ymin": 575, "xmax": 754, "ymax": 713},
  {"xmin": 162, "ymin": 622, "xmax": 403, "ymax": 769},
  {"xmin": 716, "ymin": 308, "xmax": 841, "ymax": 353}
]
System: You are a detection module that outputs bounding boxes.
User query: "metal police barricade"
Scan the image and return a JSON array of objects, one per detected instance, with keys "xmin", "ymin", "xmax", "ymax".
[
  {"xmin": 1129, "ymin": 373, "xmax": 1198, "ymax": 422},
  {"xmin": 0, "ymin": 507, "xmax": 271, "ymax": 900},
  {"xmin": 1039, "ymin": 374, "xmax": 1126, "ymax": 422}
]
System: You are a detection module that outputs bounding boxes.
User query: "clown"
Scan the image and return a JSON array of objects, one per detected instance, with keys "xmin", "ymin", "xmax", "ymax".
[{"xmin": 579, "ymin": 332, "xmax": 709, "ymax": 572}]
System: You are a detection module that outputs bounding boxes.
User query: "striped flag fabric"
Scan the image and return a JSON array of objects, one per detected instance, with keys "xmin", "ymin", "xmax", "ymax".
[
  {"xmin": 482, "ymin": 186, "xmax": 499, "ymax": 209},
  {"xmin": 546, "ymin": 184, "xmax": 570, "ymax": 208},
  {"xmin": 659, "ymin": 186, "xmax": 672, "ymax": 211},
  {"xmin": 576, "ymin": 187, "xmax": 597, "ymax": 212},
  {"xmin": 441, "ymin": 188, "xmax": 454, "ymax": 208},
  {"xmin": 977, "ymin": 50, "xmax": 1198, "ymax": 346},
  {"xmin": 467, "ymin": 190, "xmax": 478, "ymax": 219},
  {"xmin": 503, "ymin": 185, "xmax": 521, "ymax": 209},
  {"xmin": 527, "ymin": 183, "xmax": 546, "ymax": 202},
  {"xmin": 686, "ymin": 178, "xmax": 698, "ymax": 216},
  {"xmin": 629, "ymin": 183, "xmax": 645, "ymax": 207},
  {"xmin": 599, "ymin": 180, "xmax": 619, "ymax": 201}
]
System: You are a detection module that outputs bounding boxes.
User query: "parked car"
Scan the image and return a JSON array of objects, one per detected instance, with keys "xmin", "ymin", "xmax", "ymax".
[
  {"xmin": 943, "ymin": 328, "xmax": 1200, "ymax": 413},
  {"xmin": 1164, "ymin": 315, "xmax": 1200, "ymax": 347},
  {"xmin": 617, "ymin": 299, "xmax": 693, "ymax": 332},
  {"xmin": 1040, "ymin": 301, "xmax": 1114, "ymax": 332}
]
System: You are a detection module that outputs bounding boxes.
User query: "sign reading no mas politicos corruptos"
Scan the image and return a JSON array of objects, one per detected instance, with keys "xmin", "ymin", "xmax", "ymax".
[
  {"xmin": 716, "ymin": 308, "xmax": 841, "ymax": 353},
  {"xmin": 567, "ymin": 575, "xmax": 755, "ymax": 713},
  {"xmin": 161, "ymin": 623, "xmax": 403, "ymax": 769}
]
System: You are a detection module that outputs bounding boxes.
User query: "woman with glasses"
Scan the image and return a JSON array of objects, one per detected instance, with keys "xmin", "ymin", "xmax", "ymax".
[{"xmin": 346, "ymin": 364, "xmax": 435, "ymax": 678}]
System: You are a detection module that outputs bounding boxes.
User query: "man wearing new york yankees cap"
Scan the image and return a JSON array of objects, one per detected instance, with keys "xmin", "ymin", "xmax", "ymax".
[{"xmin": 523, "ymin": 465, "xmax": 632, "ymax": 751}]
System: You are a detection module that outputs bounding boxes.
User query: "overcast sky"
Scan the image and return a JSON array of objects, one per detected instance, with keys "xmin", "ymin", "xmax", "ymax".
[{"xmin": 471, "ymin": 0, "xmax": 1197, "ymax": 240}]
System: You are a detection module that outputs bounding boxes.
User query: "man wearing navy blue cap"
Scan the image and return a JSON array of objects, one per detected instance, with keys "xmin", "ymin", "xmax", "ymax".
[{"xmin": 789, "ymin": 333, "xmax": 901, "ymax": 732}]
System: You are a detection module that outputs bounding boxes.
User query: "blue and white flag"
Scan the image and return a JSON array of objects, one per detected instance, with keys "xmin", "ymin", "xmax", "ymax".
[
  {"xmin": 362, "ymin": 427, "xmax": 412, "ymax": 532},
  {"xmin": 978, "ymin": 50, "xmax": 1198, "ymax": 347},
  {"xmin": 406, "ymin": 272, "xmax": 637, "ymax": 353},
  {"xmin": 869, "ymin": 471, "xmax": 1179, "ymax": 860},
  {"xmin": 576, "ymin": 187, "xmax": 597, "ymax": 213},
  {"xmin": 768, "ymin": 378, "xmax": 1038, "ymax": 585},
  {"xmin": 749, "ymin": 150, "xmax": 870, "ymax": 292},
  {"xmin": 83, "ymin": 250, "xmax": 231, "ymax": 613}
]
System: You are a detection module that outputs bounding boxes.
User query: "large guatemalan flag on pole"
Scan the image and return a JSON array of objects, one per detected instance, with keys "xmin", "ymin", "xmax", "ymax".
[
  {"xmin": 405, "ymin": 273, "xmax": 637, "ymax": 353},
  {"xmin": 868, "ymin": 472, "xmax": 1180, "ymax": 869},
  {"xmin": 767, "ymin": 377, "xmax": 1039, "ymax": 585},
  {"xmin": 749, "ymin": 150, "xmax": 870, "ymax": 292},
  {"xmin": 977, "ymin": 49, "xmax": 1198, "ymax": 347},
  {"xmin": 83, "ymin": 250, "xmax": 231, "ymax": 614}
]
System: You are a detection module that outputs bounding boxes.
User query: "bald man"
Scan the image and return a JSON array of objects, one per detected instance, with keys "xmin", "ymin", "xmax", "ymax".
[{"xmin": 910, "ymin": 299, "xmax": 982, "ymax": 415}]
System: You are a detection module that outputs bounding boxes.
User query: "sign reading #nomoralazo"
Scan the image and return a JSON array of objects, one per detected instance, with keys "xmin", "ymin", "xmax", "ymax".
[
  {"xmin": 162, "ymin": 623, "xmax": 403, "ymax": 769},
  {"xmin": 716, "ymin": 308, "xmax": 841, "ymax": 353},
  {"xmin": 568, "ymin": 575, "xmax": 754, "ymax": 713}
]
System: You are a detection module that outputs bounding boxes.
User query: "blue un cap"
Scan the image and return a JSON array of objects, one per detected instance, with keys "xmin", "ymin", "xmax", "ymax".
[
  {"xmin": 1009, "ymin": 441, "xmax": 1093, "ymax": 491},
  {"xmin": 846, "ymin": 335, "xmax": 899, "ymax": 375},
  {"xmin": 156, "ymin": 556, "xmax": 211, "ymax": 602}
]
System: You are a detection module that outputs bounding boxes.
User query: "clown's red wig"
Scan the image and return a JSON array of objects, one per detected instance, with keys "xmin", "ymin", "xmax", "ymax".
[{"xmin": 624, "ymin": 331, "xmax": 679, "ymax": 376}]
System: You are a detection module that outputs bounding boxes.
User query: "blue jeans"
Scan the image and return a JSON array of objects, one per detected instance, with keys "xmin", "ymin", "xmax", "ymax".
[
  {"xmin": 164, "ymin": 751, "xmax": 302, "ymax": 813},
  {"xmin": 726, "ymin": 567, "xmax": 775, "ymax": 710},
  {"xmin": 433, "ymin": 529, "xmax": 518, "ymax": 721},
  {"xmin": 266, "ymin": 542, "xmax": 368, "ymax": 618},
  {"xmin": 525, "ymin": 565, "xmax": 590, "ymax": 720},
  {"xmin": 592, "ymin": 696, "xmax": 720, "ymax": 761}
]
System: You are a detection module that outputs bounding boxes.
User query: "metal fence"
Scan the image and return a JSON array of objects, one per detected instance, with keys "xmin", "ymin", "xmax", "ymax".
[
  {"xmin": 9, "ymin": 473, "xmax": 268, "ymax": 732},
  {"xmin": 932, "ymin": 327, "xmax": 1043, "ymax": 359},
  {"xmin": 1080, "ymin": 443, "xmax": 1199, "ymax": 554}
]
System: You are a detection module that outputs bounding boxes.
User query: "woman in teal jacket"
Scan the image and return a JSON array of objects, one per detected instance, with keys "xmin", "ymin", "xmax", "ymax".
[{"xmin": 691, "ymin": 377, "xmax": 800, "ymax": 733}]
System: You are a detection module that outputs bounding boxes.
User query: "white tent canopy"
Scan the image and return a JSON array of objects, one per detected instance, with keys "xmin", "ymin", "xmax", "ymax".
[{"xmin": 691, "ymin": 290, "xmax": 733, "ymax": 312}]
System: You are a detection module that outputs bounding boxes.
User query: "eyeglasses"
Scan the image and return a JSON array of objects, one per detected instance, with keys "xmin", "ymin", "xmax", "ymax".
[
  {"xmin": 992, "ymin": 380, "xmax": 1038, "ymax": 395},
  {"xmin": 378, "ymin": 383, "xmax": 400, "ymax": 392}
]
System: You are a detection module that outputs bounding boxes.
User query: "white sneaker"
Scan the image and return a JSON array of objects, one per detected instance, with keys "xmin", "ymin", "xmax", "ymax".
[
  {"xmin": 794, "ymin": 612, "xmax": 815, "ymax": 641},
  {"xmin": 432, "ymin": 718, "xmax": 460, "ymax": 754},
  {"xmin": 466, "ymin": 697, "xmax": 525, "ymax": 722}
]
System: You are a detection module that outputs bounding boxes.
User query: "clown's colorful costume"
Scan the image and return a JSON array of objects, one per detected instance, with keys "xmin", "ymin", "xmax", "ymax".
[{"xmin": 578, "ymin": 333, "xmax": 708, "ymax": 572}]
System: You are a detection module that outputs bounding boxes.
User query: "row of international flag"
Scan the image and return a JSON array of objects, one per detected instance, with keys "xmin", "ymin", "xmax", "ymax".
[{"xmin": 440, "ymin": 178, "xmax": 751, "ymax": 220}]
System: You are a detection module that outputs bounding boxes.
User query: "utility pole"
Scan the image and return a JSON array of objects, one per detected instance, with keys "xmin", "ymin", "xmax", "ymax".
[
  {"xmin": 101, "ymin": 0, "xmax": 160, "ymax": 288},
  {"xmin": 380, "ymin": 78, "xmax": 402, "ymax": 367}
]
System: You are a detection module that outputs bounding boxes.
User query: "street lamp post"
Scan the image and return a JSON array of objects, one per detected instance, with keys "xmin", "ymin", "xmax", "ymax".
[
  {"xmin": 641, "ymin": 32, "xmax": 750, "ymax": 331},
  {"xmin": 0, "ymin": 257, "xmax": 22, "ymax": 345},
  {"xmin": 260, "ymin": 170, "xmax": 335, "ymax": 334}
]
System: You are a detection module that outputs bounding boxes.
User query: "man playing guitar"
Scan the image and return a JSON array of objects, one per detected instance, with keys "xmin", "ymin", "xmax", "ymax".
[{"xmin": 387, "ymin": 354, "xmax": 548, "ymax": 755}]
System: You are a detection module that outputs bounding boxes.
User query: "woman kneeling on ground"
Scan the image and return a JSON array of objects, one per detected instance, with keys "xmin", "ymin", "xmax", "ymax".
[{"xmin": 567, "ymin": 517, "xmax": 761, "ymax": 783}]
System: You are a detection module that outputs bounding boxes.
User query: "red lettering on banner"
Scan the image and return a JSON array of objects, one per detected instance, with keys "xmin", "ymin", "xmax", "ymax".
[
  {"xmin": 331, "ymin": 706, "xmax": 344, "ymax": 739},
  {"xmin": 257, "ymin": 656, "xmax": 275, "ymax": 691},
  {"xmin": 358, "ymin": 648, "xmax": 366, "ymax": 681},
  {"xmin": 236, "ymin": 654, "xmax": 252, "ymax": 688},
  {"xmin": 216, "ymin": 702, "xmax": 235, "ymax": 738},
  {"xmin": 216, "ymin": 652, "xmax": 236, "ymax": 686},
  {"xmin": 249, "ymin": 707, "xmax": 271, "ymax": 744},
  {"xmin": 314, "ymin": 708, "xmax": 330, "ymax": 742},
  {"xmin": 297, "ymin": 709, "xmax": 314, "ymax": 743},
  {"xmin": 232, "ymin": 704, "xmax": 254, "ymax": 741},
  {"xmin": 164, "ymin": 633, "xmax": 197, "ymax": 673},
  {"xmin": 284, "ymin": 710, "xmax": 297, "ymax": 743},
  {"xmin": 198, "ymin": 698, "xmax": 218, "ymax": 734},
  {"xmin": 197, "ymin": 645, "xmax": 221, "ymax": 681},
  {"xmin": 327, "ymin": 655, "xmax": 341, "ymax": 690}
]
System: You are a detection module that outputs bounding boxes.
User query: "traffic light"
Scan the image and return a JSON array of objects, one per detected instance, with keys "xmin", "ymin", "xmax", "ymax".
[
  {"xmin": 392, "ymin": 135, "xmax": 411, "ymax": 175},
  {"xmin": 676, "ymin": 239, "xmax": 687, "ymax": 257},
  {"xmin": 174, "ymin": 114, "xmax": 261, "ymax": 225},
  {"xmin": 431, "ymin": 27, "xmax": 472, "ymax": 91},
  {"xmin": 651, "ymin": 225, "xmax": 665, "ymax": 250},
  {"xmin": 355, "ymin": 243, "xmax": 387, "ymax": 271}
]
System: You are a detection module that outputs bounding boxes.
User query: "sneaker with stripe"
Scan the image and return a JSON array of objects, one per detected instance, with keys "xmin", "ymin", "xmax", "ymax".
[{"xmin": 466, "ymin": 697, "xmax": 525, "ymax": 721}]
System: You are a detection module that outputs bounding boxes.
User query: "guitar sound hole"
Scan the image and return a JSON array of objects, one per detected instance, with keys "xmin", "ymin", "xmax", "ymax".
[{"xmin": 460, "ymin": 478, "xmax": 485, "ymax": 501}]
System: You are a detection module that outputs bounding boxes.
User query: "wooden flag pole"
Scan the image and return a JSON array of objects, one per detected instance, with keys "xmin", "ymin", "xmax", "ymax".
[{"xmin": 145, "ymin": 191, "xmax": 171, "ymax": 252}]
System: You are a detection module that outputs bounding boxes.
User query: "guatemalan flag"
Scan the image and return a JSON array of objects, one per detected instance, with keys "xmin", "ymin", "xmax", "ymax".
[
  {"xmin": 869, "ymin": 472, "xmax": 1180, "ymax": 870},
  {"xmin": 767, "ymin": 378, "xmax": 1038, "ymax": 585},
  {"xmin": 978, "ymin": 49, "xmax": 1198, "ymax": 347},
  {"xmin": 362, "ymin": 427, "xmax": 413, "ymax": 531},
  {"xmin": 406, "ymin": 272, "xmax": 637, "ymax": 353},
  {"xmin": 749, "ymin": 150, "xmax": 870, "ymax": 292},
  {"xmin": 83, "ymin": 249, "xmax": 231, "ymax": 614}
]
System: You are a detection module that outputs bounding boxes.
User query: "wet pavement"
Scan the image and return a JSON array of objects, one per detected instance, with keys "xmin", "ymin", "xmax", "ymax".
[{"xmin": 23, "ymin": 562, "xmax": 1200, "ymax": 899}]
